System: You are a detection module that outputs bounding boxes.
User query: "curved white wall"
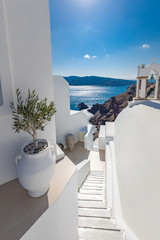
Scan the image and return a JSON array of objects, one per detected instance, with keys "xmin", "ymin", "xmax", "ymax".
[
  {"xmin": 114, "ymin": 101, "xmax": 160, "ymax": 240},
  {"xmin": 53, "ymin": 76, "xmax": 88, "ymax": 147},
  {"xmin": 0, "ymin": 0, "xmax": 56, "ymax": 184}
]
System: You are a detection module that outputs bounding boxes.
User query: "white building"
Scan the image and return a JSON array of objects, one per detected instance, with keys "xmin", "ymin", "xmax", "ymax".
[
  {"xmin": 0, "ymin": 1, "xmax": 160, "ymax": 240},
  {"xmin": 0, "ymin": 1, "xmax": 86, "ymax": 239}
]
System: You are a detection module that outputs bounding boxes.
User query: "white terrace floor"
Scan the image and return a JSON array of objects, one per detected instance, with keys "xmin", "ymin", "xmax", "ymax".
[
  {"xmin": 0, "ymin": 142, "xmax": 105, "ymax": 240},
  {"xmin": 64, "ymin": 142, "xmax": 105, "ymax": 172}
]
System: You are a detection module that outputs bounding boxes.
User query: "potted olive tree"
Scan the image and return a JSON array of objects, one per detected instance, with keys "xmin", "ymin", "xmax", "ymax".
[{"xmin": 10, "ymin": 89, "xmax": 56, "ymax": 197}]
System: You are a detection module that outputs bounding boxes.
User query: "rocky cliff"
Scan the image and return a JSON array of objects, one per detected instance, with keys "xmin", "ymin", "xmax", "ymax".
[
  {"xmin": 89, "ymin": 83, "xmax": 155, "ymax": 128},
  {"xmin": 89, "ymin": 84, "xmax": 136, "ymax": 127}
]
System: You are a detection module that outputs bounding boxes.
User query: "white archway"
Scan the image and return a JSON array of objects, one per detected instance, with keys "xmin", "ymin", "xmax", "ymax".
[{"xmin": 136, "ymin": 59, "xmax": 160, "ymax": 99}]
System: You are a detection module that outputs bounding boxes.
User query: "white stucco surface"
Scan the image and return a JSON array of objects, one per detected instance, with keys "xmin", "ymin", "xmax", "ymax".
[
  {"xmin": 53, "ymin": 75, "xmax": 88, "ymax": 147},
  {"xmin": 21, "ymin": 171, "xmax": 79, "ymax": 240},
  {"xmin": 98, "ymin": 125, "xmax": 105, "ymax": 150},
  {"xmin": 77, "ymin": 159, "xmax": 90, "ymax": 189},
  {"xmin": 114, "ymin": 101, "xmax": 160, "ymax": 240},
  {"xmin": 0, "ymin": 0, "xmax": 56, "ymax": 184},
  {"xmin": 137, "ymin": 62, "xmax": 160, "ymax": 99},
  {"xmin": 137, "ymin": 63, "xmax": 160, "ymax": 77}
]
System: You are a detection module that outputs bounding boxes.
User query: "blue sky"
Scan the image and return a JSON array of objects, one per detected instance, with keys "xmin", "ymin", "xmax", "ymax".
[{"xmin": 49, "ymin": 0, "xmax": 160, "ymax": 79}]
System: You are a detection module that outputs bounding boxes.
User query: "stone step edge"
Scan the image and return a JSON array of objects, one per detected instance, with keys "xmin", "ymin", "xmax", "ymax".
[
  {"xmin": 78, "ymin": 192, "xmax": 102, "ymax": 195},
  {"xmin": 81, "ymin": 187, "xmax": 103, "ymax": 191},
  {"xmin": 87, "ymin": 178, "xmax": 104, "ymax": 180},
  {"xmin": 82, "ymin": 185, "xmax": 103, "ymax": 188},
  {"xmin": 78, "ymin": 199, "xmax": 103, "ymax": 202},
  {"xmin": 84, "ymin": 182, "xmax": 104, "ymax": 184},
  {"xmin": 88, "ymin": 175, "xmax": 104, "ymax": 177},
  {"xmin": 86, "ymin": 179, "xmax": 104, "ymax": 182},
  {"xmin": 79, "ymin": 215, "xmax": 111, "ymax": 219},
  {"xmin": 79, "ymin": 216, "xmax": 115, "ymax": 223},
  {"xmin": 78, "ymin": 227, "xmax": 126, "ymax": 240},
  {"xmin": 87, "ymin": 176, "xmax": 104, "ymax": 178},
  {"xmin": 88, "ymin": 176, "xmax": 104, "ymax": 177},
  {"xmin": 78, "ymin": 206, "xmax": 108, "ymax": 210},
  {"xmin": 83, "ymin": 184, "xmax": 104, "ymax": 188},
  {"xmin": 78, "ymin": 226, "xmax": 120, "ymax": 232}
]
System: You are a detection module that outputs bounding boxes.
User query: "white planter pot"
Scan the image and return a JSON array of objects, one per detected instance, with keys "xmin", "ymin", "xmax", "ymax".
[{"xmin": 15, "ymin": 139, "xmax": 55, "ymax": 197}]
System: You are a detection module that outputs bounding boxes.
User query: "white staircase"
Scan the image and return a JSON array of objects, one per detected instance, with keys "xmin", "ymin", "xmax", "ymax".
[{"xmin": 78, "ymin": 171, "xmax": 126, "ymax": 240}]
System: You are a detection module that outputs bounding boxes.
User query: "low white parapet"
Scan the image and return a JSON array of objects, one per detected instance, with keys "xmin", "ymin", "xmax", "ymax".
[
  {"xmin": 105, "ymin": 122, "xmax": 115, "ymax": 144},
  {"xmin": 99, "ymin": 125, "xmax": 106, "ymax": 150},
  {"xmin": 105, "ymin": 143, "xmax": 113, "ymax": 208},
  {"xmin": 79, "ymin": 126, "xmax": 87, "ymax": 143},
  {"xmin": 77, "ymin": 159, "xmax": 90, "ymax": 190},
  {"xmin": 84, "ymin": 124, "xmax": 94, "ymax": 150},
  {"xmin": 56, "ymin": 144, "xmax": 65, "ymax": 161},
  {"xmin": 105, "ymin": 141, "xmax": 138, "ymax": 240},
  {"xmin": 21, "ymin": 157, "xmax": 78, "ymax": 240}
]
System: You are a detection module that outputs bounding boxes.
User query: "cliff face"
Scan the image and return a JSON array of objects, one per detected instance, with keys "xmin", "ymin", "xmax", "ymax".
[
  {"xmin": 89, "ymin": 83, "xmax": 155, "ymax": 127},
  {"xmin": 89, "ymin": 84, "xmax": 136, "ymax": 126}
]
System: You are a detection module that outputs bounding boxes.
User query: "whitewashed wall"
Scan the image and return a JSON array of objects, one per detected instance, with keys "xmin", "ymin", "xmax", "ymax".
[
  {"xmin": 21, "ymin": 171, "xmax": 79, "ymax": 240},
  {"xmin": 114, "ymin": 102, "xmax": 160, "ymax": 240},
  {"xmin": 53, "ymin": 76, "xmax": 88, "ymax": 147},
  {"xmin": 0, "ymin": 0, "xmax": 56, "ymax": 184}
]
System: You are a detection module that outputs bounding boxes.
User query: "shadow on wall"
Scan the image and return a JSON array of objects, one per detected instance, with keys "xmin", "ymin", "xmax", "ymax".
[
  {"xmin": 99, "ymin": 150, "xmax": 105, "ymax": 162},
  {"xmin": 0, "ymin": 179, "xmax": 49, "ymax": 240}
]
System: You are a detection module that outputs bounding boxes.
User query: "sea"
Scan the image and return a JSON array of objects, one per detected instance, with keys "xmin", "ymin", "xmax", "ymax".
[{"xmin": 69, "ymin": 85, "xmax": 129, "ymax": 111}]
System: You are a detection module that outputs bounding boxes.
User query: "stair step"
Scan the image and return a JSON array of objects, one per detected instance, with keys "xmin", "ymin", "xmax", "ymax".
[
  {"xmin": 78, "ymin": 193, "xmax": 103, "ymax": 201},
  {"xmin": 90, "ymin": 171, "xmax": 104, "ymax": 173},
  {"xmin": 87, "ymin": 177, "xmax": 104, "ymax": 181},
  {"xmin": 78, "ymin": 200, "xmax": 106, "ymax": 209},
  {"xmin": 79, "ymin": 216, "xmax": 115, "ymax": 229},
  {"xmin": 82, "ymin": 186, "xmax": 103, "ymax": 191},
  {"xmin": 85, "ymin": 180, "xmax": 104, "ymax": 184},
  {"xmin": 78, "ymin": 170, "xmax": 126, "ymax": 239},
  {"xmin": 79, "ymin": 207, "xmax": 111, "ymax": 218},
  {"xmin": 83, "ymin": 182, "xmax": 104, "ymax": 187},
  {"xmin": 79, "ymin": 189, "xmax": 103, "ymax": 195},
  {"xmin": 88, "ymin": 174, "xmax": 104, "ymax": 178},
  {"xmin": 79, "ymin": 192, "xmax": 102, "ymax": 196},
  {"xmin": 86, "ymin": 177, "xmax": 104, "ymax": 180},
  {"xmin": 79, "ymin": 228, "xmax": 125, "ymax": 240}
]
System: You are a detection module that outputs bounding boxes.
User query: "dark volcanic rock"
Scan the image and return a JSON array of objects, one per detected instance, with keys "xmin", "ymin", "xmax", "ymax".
[
  {"xmin": 77, "ymin": 102, "xmax": 89, "ymax": 110},
  {"xmin": 89, "ymin": 84, "xmax": 136, "ymax": 126},
  {"xmin": 89, "ymin": 83, "xmax": 155, "ymax": 128},
  {"xmin": 88, "ymin": 103, "xmax": 104, "ymax": 114}
]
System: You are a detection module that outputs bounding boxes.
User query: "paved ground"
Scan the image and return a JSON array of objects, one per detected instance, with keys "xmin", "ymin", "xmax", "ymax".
[
  {"xmin": 78, "ymin": 171, "xmax": 125, "ymax": 240},
  {"xmin": 64, "ymin": 142, "xmax": 105, "ymax": 171}
]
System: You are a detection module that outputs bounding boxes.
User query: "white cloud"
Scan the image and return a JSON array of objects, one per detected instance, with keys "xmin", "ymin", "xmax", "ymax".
[
  {"xmin": 141, "ymin": 44, "xmax": 150, "ymax": 49},
  {"xmin": 84, "ymin": 54, "xmax": 97, "ymax": 59},
  {"xmin": 84, "ymin": 54, "xmax": 91, "ymax": 59}
]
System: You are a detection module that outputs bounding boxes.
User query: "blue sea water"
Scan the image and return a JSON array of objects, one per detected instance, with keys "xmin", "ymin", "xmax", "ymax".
[{"xmin": 69, "ymin": 85, "xmax": 129, "ymax": 110}]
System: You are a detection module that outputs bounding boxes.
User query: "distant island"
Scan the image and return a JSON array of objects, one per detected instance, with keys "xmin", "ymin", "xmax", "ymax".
[{"xmin": 64, "ymin": 76, "xmax": 136, "ymax": 86}]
